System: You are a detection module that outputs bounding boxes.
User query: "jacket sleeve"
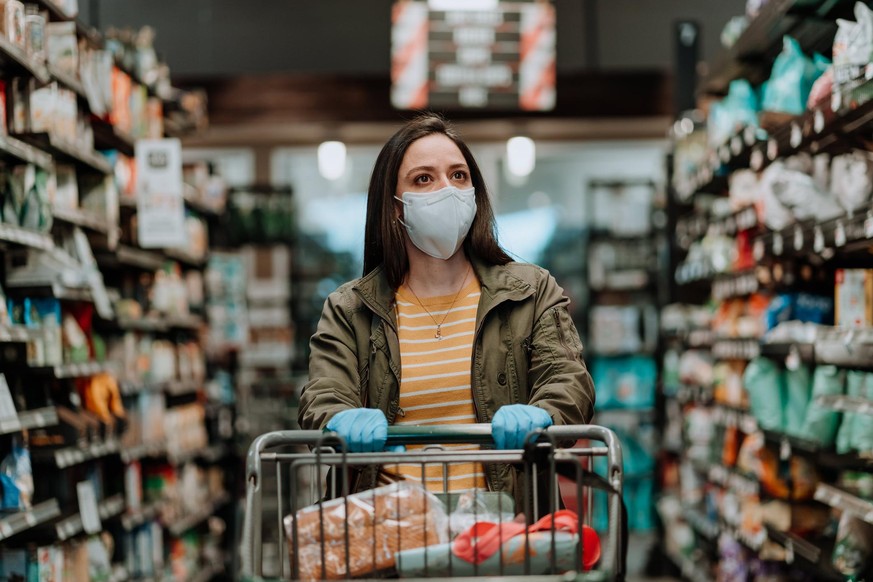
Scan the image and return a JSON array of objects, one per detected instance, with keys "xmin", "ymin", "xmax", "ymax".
[
  {"xmin": 297, "ymin": 289, "xmax": 364, "ymax": 431},
  {"xmin": 526, "ymin": 270, "xmax": 595, "ymax": 425}
]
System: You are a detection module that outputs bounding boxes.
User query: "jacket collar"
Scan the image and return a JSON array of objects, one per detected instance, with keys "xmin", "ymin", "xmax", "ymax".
[{"xmin": 353, "ymin": 256, "xmax": 535, "ymax": 322}]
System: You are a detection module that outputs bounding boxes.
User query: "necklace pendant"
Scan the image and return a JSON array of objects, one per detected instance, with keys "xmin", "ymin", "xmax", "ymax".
[{"xmin": 435, "ymin": 326, "xmax": 442, "ymax": 340}]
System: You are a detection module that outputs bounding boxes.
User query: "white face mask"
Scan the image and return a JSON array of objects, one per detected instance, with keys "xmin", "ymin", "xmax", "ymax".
[{"xmin": 395, "ymin": 186, "xmax": 477, "ymax": 260}]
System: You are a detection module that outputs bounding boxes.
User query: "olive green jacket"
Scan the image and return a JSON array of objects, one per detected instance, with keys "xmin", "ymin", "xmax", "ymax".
[{"xmin": 297, "ymin": 258, "xmax": 595, "ymax": 502}]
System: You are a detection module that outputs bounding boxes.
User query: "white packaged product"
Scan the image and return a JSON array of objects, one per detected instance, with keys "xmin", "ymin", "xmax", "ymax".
[{"xmin": 831, "ymin": 151, "xmax": 873, "ymax": 213}]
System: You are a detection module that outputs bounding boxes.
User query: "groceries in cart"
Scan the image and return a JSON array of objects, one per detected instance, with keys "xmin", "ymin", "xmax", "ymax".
[{"xmin": 283, "ymin": 481, "xmax": 601, "ymax": 580}]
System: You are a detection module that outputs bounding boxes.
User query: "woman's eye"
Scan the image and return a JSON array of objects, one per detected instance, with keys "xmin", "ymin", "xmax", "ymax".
[
  {"xmin": 414, "ymin": 175, "xmax": 431, "ymax": 184},
  {"xmin": 452, "ymin": 171, "xmax": 467, "ymax": 180}
]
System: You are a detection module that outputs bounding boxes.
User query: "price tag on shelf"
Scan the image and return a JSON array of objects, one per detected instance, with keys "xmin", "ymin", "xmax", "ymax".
[
  {"xmin": 835, "ymin": 221, "xmax": 847, "ymax": 247},
  {"xmin": 750, "ymin": 148, "xmax": 764, "ymax": 171},
  {"xmin": 814, "ymin": 226, "xmax": 824, "ymax": 252},
  {"xmin": 790, "ymin": 123, "xmax": 802, "ymax": 148},
  {"xmin": 794, "ymin": 225, "xmax": 803, "ymax": 251},
  {"xmin": 773, "ymin": 232, "xmax": 783, "ymax": 256},
  {"xmin": 731, "ymin": 136, "xmax": 742, "ymax": 155},
  {"xmin": 767, "ymin": 138, "xmax": 778, "ymax": 160},
  {"xmin": 0, "ymin": 520, "xmax": 12, "ymax": 538},
  {"xmin": 785, "ymin": 538, "xmax": 795, "ymax": 564},
  {"xmin": 814, "ymin": 109, "xmax": 825, "ymax": 134},
  {"xmin": 753, "ymin": 238, "xmax": 765, "ymax": 261},
  {"xmin": 865, "ymin": 213, "xmax": 873, "ymax": 239},
  {"xmin": 780, "ymin": 438, "xmax": 792, "ymax": 461},
  {"xmin": 0, "ymin": 374, "xmax": 19, "ymax": 428},
  {"xmin": 786, "ymin": 345, "xmax": 801, "ymax": 371},
  {"xmin": 77, "ymin": 481, "xmax": 102, "ymax": 535},
  {"xmin": 744, "ymin": 125, "xmax": 756, "ymax": 146}
]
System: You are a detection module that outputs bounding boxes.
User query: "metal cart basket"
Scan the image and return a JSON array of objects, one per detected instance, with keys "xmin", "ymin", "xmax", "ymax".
[{"xmin": 242, "ymin": 424, "xmax": 625, "ymax": 581}]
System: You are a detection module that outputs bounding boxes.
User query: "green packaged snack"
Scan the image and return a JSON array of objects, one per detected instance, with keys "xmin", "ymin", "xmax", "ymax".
[
  {"xmin": 801, "ymin": 365, "xmax": 845, "ymax": 447},
  {"xmin": 784, "ymin": 363, "xmax": 812, "ymax": 437},
  {"xmin": 743, "ymin": 358, "xmax": 785, "ymax": 432}
]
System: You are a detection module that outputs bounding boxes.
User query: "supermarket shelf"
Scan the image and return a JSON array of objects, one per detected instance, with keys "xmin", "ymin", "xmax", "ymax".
[
  {"xmin": 166, "ymin": 314, "xmax": 206, "ymax": 331},
  {"xmin": 706, "ymin": 463, "xmax": 759, "ymax": 497},
  {"xmin": 687, "ymin": 329, "xmax": 715, "ymax": 348},
  {"xmin": 168, "ymin": 442, "xmax": 227, "ymax": 466},
  {"xmin": 92, "ymin": 117, "xmax": 136, "ymax": 156},
  {"xmin": 699, "ymin": 0, "xmax": 845, "ymax": 96},
  {"xmin": 104, "ymin": 245, "xmax": 166, "ymax": 271},
  {"xmin": 712, "ymin": 270, "xmax": 759, "ymax": 301},
  {"xmin": 121, "ymin": 500, "xmax": 164, "ymax": 531},
  {"xmin": 674, "ymin": 259, "xmax": 717, "ymax": 286},
  {"xmin": 675, "ymin": 383, "xmax": 714, "ymax": 405},
  {"xmin": 51, "ymin": 205, "xmax": 111, "ymax": 234},
  {"xmin": 165, "ymin": 379, "xmax": 202, "ymax": 396},
  {"xmin": 33, "ymin": 438, "xmax": 120, "ymax": 469},
  {"xmin": 762, "ymin": 429, "xmax": 873, "ymax": 471},
  {"xmin": 814, "ymin": 483, "xmax": 873, "ymax": 525},
  {"xmin": 33, "ymin": 0, "xmax": 103, "ymax": 46},
  {"xmin": 0, "ymin": 406, "xmax": 59, "ymax": 435},
  {"xmin": 0, "ymin": 223, "xmax": 55, "ymax": 251},
  {"xmin": 0, "ymin": 31, "xmax": 51, "ymax": 83},
  {"xmin": 712, "ymin": 405, "xmax": 758, "ymax": 434},
  {"xmin": 119, "ymin": 380, "xmax": 165, "ymax": 396},
  {"xmin": 120, "ymin": 440, "xmax": 167, "ymax": 464},
  {"xmin": 676, "ymin": 204, "xmax": 759, "ymax": 249},
  {"xmin": 31, "ymin": 360, "xmax": 112, "ymax": 379},
  {"xmin": 164, "ymin": 247, "xmax": 207, "ymax": 268},
  {"xmin": 0, "ymin": 499, "xmax": 62, "ymax": 541},
  {"xmin": 0, "ymin": 324, "xmax": 35, "ymax": 343},
  {"xmin": 48, "ymin": 63, "xmax": 87, "ymax": 99},
  {"xmin": 56, "ymin": 494, "xmax": 125, "ymax": 541},
  {"xmin": 0, "ymin": 133, "xmax": 54, "ymax": 169},
  {"xmin": 164, "ymin": 492, "xmax": 230, "ymax": 537},
  {"xmin": 759, "ymin": 341, "xmax": 816, "ymax": 364},
  {"xmin": 816, "ymin": 395, "xmax": 873, "ymax": 416},
  {"xmin": 5, "ymin": 280, "xmax": 93, "ymax": 302},
  {"xmin": 17, "ymin": 132, "xmax": 112, "ymax": 174},
  {"xmin": 712, "ymin": 338, "xmax": 761, "ymax": 360},
  {"xmin": 814, "ymin": 329, "xmax": 873, "ymax": 370}
]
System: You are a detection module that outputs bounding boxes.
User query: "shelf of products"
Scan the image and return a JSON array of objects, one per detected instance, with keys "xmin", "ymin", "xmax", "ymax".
[
  {"xmin": 0, "ymin": 499, "xmax": 62, "ymax": 541},
  {"xmin": 663, "ymin": 2, "xmax": 873, "ymax": 579},
  {"xmin": 164, "ymin": 492, "xmax": 230, "ymax": 538},
  {"xmin": 55, "ymin": 494, "xmax": 126, "ymax": 541}
]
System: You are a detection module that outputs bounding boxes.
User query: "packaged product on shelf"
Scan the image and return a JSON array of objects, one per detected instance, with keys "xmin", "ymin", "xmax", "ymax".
[
  {"xmin": 54, "ymin": 164, "xmax": 79, "ymax": 210},
  {"xmin": 0, "ymin": 0, "xmax": 25, "ymax": 50},
  {"xmin": 713, "ymin": 360, "xmax": 747, "ymax": 408},
  {"xmin": 832, "ymin": 2, "xmax": 873, "ymax": 90},
  {"xmin": 838, "ymin": 371, "xmax": 873, "ymax": 454},
  {"xmin": 110, "ymin": 67, "xmax": 133, "ymax": 133},
  {"xmin": 707, "ymin": 79, "xmax": 760, "ymax": 146},
  {"xmin": 830, "ymin": 151, "xmax": 873, "ymax": 213},
  {"xmin": 727, "ymin": 169, "xmax": 759, "ymax": 210},
  {"xmin": 284, "ymin": 482, "xmax": 449, "ymax": 581},
  {"xmin": 801, "ymin": 365, "xmax": 845, "ymax": 446},
  {"xmin": 23, "ymin": 5, "xmax": 44, "ymax": 64},
  {"xmin": 27, "ymin": 79, "xmax": 55, "ymax": 134},
  {"xmin": 761, "ymin": 36, "xmax": 830, "ymax": 115},
  {"xmin": 761, "ymin": 499, "xmax": 830, "ymax": 537},
  {"xmin": 783, "ymin": 363, "xmax": 812, "ymax": 438},
  {"xmin": 835, "ymin": 269, "xmax": 873, "ymax": 328},
  {"xmin": 81, "ymin": 372, "xmax": 126, "ymax": 432},
  {"xmin": 742, "ymin": 358, "xmax": 784, "ymax": 431},
  {"xmin": 8, "ymin": 77, "xmax": 26, "ymax": 134},
  {"xmin": 832, "ymin": 512, "xmax": 873, "ymax": 577},
  {"xmin": 146, "ymin": 96, "xmax": 163, "ymax": 138},
  {"xmin": 242, "ymin": 245, "xmax": 291, "ymax": 301},
  {"xmin": 46, "ymin": 21, "xmax": 78, "ymax": 75},
  {"xmin": 0, "ymin": 439, "xmax": 32, "ymax": 509},
  {"xmin": 591, "ymin": 355, "xmax": 657, "ymax": 410}
]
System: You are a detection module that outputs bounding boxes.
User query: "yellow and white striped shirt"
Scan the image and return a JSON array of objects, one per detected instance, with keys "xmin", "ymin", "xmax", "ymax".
[{"xmin": 385, "ymin": 276, "xmax": 487, "ymax": 492}]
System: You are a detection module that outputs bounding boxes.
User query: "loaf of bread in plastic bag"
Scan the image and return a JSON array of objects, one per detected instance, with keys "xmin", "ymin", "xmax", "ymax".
[{"xmin": 284, "ymin": 482, "xmax": 448, "ymax": 580}]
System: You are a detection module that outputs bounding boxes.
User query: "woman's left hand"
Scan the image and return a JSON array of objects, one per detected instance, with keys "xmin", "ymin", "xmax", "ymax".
[{"xmin": 491, "ymin": 404, "xmax": 553, "ymax": 450}]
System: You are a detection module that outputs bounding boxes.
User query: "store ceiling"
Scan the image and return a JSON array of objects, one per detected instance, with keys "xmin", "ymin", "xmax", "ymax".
[{"xmin": 83, "ymin": 0, "xmax": 746, "ymax": 144}]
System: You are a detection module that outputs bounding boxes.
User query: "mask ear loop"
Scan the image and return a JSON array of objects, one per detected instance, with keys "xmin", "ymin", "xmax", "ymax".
[{"xmin": 393, "ymin": 195, "xmax": 412, "ymax": 230}]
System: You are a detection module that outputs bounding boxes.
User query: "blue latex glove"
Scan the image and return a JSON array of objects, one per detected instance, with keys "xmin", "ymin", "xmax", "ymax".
[
  {"xmin": 491, "ymin": 404, "xmax": 553, "ymax": 450},
  {"xmin": 325, "ymin": 408, "xmax": 388, "ymax": 453}
]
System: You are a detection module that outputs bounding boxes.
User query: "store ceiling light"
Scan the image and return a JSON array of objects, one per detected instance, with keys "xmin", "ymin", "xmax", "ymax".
[
  {"xmin": 428, "ymin": 0, "xmax": 498, "ymax": 11},
  {"xmin": 318, "ymin": 141, "xmax": 346, "ymax": 181},
  {"xmin": 506, "ymin": 136, "xmax": 536, "ymax": 177}
]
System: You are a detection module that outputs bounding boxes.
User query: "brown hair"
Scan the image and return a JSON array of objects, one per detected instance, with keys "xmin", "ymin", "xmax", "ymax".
[{"xmin": 363, "ymin": 113, "xmax": 511, "ymax": 288}]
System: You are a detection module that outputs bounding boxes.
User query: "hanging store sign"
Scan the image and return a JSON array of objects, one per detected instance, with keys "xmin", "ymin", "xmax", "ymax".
[
  {"xmin": 135, "ymin": 138, "xmax": 187, "ymax": 249},
  {"xmin": 391, "ymin": 1, "xmax": 556, "ymax": 111}
]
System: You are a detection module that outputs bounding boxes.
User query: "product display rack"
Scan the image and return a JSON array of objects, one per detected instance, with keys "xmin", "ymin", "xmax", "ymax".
[
  {"xmin": 660, "ymin": 1, "xmax": 873, "ymax": 579},
  {"xmin": 0, "ymin": 8, "xmax": 231, "ymax": 582}
]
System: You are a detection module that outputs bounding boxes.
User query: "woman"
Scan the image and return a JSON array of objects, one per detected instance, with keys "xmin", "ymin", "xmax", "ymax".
[{"xmin": 298, "ymin": 113, "xmax": 595, "ymax": 501}]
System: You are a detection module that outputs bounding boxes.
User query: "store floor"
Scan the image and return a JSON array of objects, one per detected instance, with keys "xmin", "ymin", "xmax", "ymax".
[{"xmin": 626, "ymin": 533, "xmax": 680, "ymax": 582}]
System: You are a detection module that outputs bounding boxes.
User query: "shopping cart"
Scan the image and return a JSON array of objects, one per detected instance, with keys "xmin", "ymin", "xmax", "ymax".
[{"xmin": 241, "ymin": 424, "xmax": 626, "ymax": 581}]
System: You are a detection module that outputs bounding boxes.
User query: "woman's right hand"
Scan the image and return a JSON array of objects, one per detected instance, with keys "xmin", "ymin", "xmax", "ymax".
[{"xmin": 324, "ymin": 408, "xmax": 388, "ymax": 453}]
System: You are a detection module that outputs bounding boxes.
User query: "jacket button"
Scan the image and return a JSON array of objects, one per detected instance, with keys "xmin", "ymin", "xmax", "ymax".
[{"xmin": 497, "ymin": 372, "xmax": 507, "ymax": 385}]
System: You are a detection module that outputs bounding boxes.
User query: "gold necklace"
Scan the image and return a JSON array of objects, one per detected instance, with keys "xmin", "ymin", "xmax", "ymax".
[{"xmin": 406, "ymin": 266, "xmax": 471, "ymax": 340}]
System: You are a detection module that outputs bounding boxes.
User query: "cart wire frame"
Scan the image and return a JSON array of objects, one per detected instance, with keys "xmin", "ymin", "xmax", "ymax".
[{"xmin": 242, "ymin": 424, "xmax": 625, "ymax": 581}]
